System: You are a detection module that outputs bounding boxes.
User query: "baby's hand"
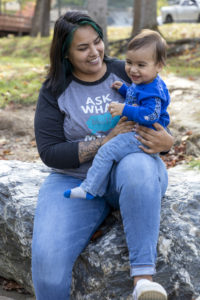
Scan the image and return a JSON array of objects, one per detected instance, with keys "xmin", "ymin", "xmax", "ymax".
[
  {"xmin": 111, "ymin": 81, "xmax": 123, "ymax": 90},
  {"xmin": 108, "ymin": 102, "xmax": 125, "ymax": 117}
]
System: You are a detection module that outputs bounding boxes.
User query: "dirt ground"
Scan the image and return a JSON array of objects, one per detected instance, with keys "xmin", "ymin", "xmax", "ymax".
[{"xmin": 0, "ymin": 104, "xmax": 39, "ymax": 162}]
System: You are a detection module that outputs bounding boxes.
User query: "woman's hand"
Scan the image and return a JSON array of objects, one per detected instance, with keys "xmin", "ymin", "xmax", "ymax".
[
  {"xmin": 102, "ymin": 117, "xmax": 135, "ymax": 145},
  {"xmin": 134, "ymin": 123, "xmax": 174, "ymax": 154}
]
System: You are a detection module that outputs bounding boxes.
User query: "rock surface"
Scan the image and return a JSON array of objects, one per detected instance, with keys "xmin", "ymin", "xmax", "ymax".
[
  {"xmin": 0, "ymin": 161, "xmax": 49, "ymax": 294},
  {"xmin": 0, "ymin": 160, "xmax": 200, "ymax": 300},
  {"xmin": 164, "ymin": 75, "xmax": 200, "ymax": 157}
]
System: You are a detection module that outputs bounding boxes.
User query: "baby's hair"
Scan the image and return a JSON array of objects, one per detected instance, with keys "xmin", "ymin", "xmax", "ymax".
[{"xmin": 128, "ymin": 29, "xmax": 167, "ymax": 65}]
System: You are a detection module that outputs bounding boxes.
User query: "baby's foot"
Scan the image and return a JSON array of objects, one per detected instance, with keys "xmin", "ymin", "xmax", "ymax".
[{"xmin": 64, "ymin": 186, "xmax": 94, "ymax": 200}]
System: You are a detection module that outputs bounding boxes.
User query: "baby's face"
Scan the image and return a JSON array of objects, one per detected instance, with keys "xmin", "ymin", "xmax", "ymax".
[{"xmin": 125, "ymin": 44, "xmax": 163, "ymax": 85}]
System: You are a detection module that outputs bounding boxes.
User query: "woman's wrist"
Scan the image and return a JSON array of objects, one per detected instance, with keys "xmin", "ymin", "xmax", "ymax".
[
  {"xmin": 78, "ymin": 138, "xmax": 103, "ymax": 164},
  {"xmin": 161, "ymin": 133, "xmax": 174, "ymax": 152},
  {"xmin": 101, "ymin": 136, "xmax": 110, "ymax": 146}
]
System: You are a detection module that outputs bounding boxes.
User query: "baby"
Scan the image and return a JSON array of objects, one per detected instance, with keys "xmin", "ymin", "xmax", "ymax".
[{"xmin": 64, "ymin": 29, "xmax": 170, "ymax": 200}]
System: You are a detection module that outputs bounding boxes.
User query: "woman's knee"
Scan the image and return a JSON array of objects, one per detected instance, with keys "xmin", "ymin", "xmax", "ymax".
[{"xmin": 116, "ymin": 153, "xmax": 157, "ymax": 188}]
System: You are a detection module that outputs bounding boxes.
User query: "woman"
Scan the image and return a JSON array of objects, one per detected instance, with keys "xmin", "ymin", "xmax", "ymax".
[{"xmin": 32, "ymin": 10, "xmax": 173, "ymax": 300}]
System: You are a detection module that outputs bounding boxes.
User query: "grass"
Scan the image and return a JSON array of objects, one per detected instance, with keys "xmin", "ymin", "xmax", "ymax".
[
  {"xmin": 107, "ymin": 23, "xmax": 200, "ymax": 42},
  {"xmin": 0, "ymin": 57, "xmax": 45, "ymax": 106},
  {"xmin": 188, "ymin": 159, "xmax": 200, "ymax": 170},
  {"xmin": 0, "ymin": 23, "xmax": 200, "ymax": 107},
  {"xmin": 160, "ymin": 24, "xmax": 200, "ymax": 76},
  {"xmin": 0, "ymin": 36, "xmax": 50, "ymax": 107},
  {"xmin": 0, "ymin": 35, "xmax": 51, "ymax": 58}
]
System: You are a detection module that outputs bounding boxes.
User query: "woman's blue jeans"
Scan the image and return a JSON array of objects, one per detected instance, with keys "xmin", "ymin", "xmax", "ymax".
[{"xmin": 32, "ymin": 153, "xmax": 168, "ymax": 300}]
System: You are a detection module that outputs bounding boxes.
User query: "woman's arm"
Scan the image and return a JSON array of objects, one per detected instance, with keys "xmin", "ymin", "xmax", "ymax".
[
  {"xmin": 135, "ymin": 123, "xmax": 174, "ymax": 154},
  {"xmin": 78, "ymin": 117, "xmax": 135, "ymax": 164},
  {"xmin": 34, "ymin": 86, "xmax": 80, "ymax": 169}
]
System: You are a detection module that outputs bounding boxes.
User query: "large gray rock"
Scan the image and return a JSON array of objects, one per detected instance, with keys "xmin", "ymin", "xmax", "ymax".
[
  {"xmin": 0, "ymin": 160, "xmax": 199, "ymax": 299},
  {"xmin": 0, "ymin": 161, "xmax": 49, "ymax": 294}
]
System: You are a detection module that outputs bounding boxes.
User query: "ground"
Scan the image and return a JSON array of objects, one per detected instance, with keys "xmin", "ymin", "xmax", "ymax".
[{"xmin": 0, "ymin": 104, "xmax": 39, "ymax": 162}]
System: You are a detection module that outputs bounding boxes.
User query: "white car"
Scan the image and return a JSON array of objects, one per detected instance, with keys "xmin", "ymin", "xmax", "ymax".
[{"xmin": 161, "ymin": 0, "xmax": 200, "ymax": 23}]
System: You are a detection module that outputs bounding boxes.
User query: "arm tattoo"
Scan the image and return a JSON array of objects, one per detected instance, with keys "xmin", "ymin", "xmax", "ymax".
[{"xmin": 78, "ymin": 138, "xmax": 103, "ymax": 164}]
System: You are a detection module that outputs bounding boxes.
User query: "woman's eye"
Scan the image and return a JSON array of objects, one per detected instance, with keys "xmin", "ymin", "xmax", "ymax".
[{"xmin": 94, "ymin": 38, "xmax": 101, "ymax": 44}]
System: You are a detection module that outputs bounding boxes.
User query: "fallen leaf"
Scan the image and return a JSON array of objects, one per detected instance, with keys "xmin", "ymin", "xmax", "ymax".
[
  {"xmin": 186, "ymin": 130, "xmax": 193, "ymax": 136},
  {"xmin": 3, "ymin": 280, "xmax": 22, "ymax": 291},
  {"xmin": 188, "ymin": 76, "xmax": 195, "ymax": 81},
  {"xmin": 3, "ymin": 149, "xmax": 11, "ymax": 155},
  {"xmin": 91, "ymin": 230, "xmax": 103, "ymax": 241},
  {"xmin": 181, "ymin": 135, "xmax": 189, "ymax": 142},
  {"xmin": 30, "ymin": 140, "xmax": 36, "ymax": 147}
]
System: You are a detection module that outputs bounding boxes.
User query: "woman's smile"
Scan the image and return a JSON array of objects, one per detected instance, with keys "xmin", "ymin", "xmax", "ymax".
[{"xmin": 88, "ymin": 56, "xmax": 100, "ymax": 64}]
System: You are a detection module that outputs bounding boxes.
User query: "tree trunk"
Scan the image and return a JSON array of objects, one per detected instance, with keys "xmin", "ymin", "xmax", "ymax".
[
  {"xmin": 132, "ymin": 0, "xmax": 158, "ymax": 36},
  {"xmin": 30, "ymin": 0, "xmax": 42, "ymax": 37},
  {"xmin": 41, "ymin": 0, "xmax": 51, "ymax": 36},
  {"xmin": 57, "ymin": 0, "xmax": 61, "ymax": 17},
  {"xmin": 87, "ymin": 0, "xmax": 108, "ymax": 54},
  {"xmin": 31, "ymin": 0, "xmax": 51, "ymax": 37}
]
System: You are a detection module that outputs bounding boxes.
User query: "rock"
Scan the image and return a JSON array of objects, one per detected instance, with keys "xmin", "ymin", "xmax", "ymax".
[
  {"xmin": 0, "ymin": 161, "xmax": 49, "ymax": 294},
  {"xmin": 156, "ymin": 165, "xmax": 200, "ymax": 300},
  {"xmin": 0, "ymin": 160, "xmax": 200, "ymax": 300},
  {"xmin": 0, "ymin": 297, "xmax": 16, "ymax": 300},
  {"xmin": 186, "ymin": 132, "xmax": 200, "ymax": 157}
]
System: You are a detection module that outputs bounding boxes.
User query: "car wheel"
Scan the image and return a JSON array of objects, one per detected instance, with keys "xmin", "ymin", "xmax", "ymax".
[{"xmin": 165, "ymin": 15, "xmax": 173, "ymax": 23}]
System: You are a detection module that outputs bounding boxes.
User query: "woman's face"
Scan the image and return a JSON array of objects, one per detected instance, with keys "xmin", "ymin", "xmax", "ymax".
[{"xmin": 67, "ymin": 25, "xmax": 105, "ymax": 81}]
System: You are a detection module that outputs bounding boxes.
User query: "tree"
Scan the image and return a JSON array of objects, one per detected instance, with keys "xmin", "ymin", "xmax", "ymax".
[
  {"xmin": 132, "ymin": 0, "xmax": 158, "ymax": 36},
  {"xmin": 31, "ymin": 0, "xmax": 51, "ymax": 37},
  {"xmin": 87, "ymin": 0, "xmax": 108, "ymax": 54},
  {"xmin": 57, "ymin": 0, "xmax": 61, "ymax": 17}
]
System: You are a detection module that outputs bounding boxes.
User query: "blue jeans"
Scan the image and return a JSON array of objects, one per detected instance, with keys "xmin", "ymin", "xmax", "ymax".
[
  {"xmin": 32, "ymin": 153, "xmax": 168, "ymax": 300},
  {"xmin": 81, "ymin": 132, "xmax": 157, "ymax": 197}
]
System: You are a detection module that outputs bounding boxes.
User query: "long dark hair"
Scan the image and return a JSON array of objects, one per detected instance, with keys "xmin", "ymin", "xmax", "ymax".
[{"xmin": 47, "ymin": 10, "xmax": 104, "ymax": 95}]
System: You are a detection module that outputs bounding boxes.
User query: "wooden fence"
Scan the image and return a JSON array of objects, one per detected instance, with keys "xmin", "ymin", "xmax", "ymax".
[{"xmin": 0, "ymin": 14, "xmax": 32, "ymax": 36}]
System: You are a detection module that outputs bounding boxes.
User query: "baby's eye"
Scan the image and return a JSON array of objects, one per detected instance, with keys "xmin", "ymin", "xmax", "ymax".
[
  {"xmin": 138, "ymin": 64, "xmax": 145, "ymax": 67},
  {"xmin": 126, "ymin": 60, "xmax": 132, "ymax": 65}
]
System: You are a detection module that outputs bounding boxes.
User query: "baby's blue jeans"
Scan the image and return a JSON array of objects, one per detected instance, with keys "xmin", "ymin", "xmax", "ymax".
[
  {"xmin": 81, "ymin": 132, "xmax": 158, "ymax": 197},
  {"xmin": 32, "ymin": 151, "xmax": 168, "ymax": 300}
]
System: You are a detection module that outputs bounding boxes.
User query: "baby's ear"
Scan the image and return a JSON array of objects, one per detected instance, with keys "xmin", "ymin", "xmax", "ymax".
[{"xmin": 156, "ymin": 62, "xmax": 163, "ymax": 73}]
